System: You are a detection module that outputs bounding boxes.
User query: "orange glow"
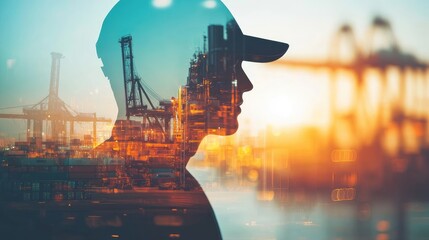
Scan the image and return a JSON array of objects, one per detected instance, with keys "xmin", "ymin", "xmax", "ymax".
[
  {"xmin": 331, "ymin": 149, "xmax": 357, "ymax": 162},
  {"xmin": 247, "ymin": 169, "xmax": 259, "ymax": 182},
  {"xmin": 376, "ymin": 220, "xmax": 390, "ymax": 232},
  {"xmin": 331, "ymin": 188, "xmax": 356, "ymax": 201},
  {"xmin": 153, "ymin": 215, "xmax": 183, "ymax": 227},
  {"xmin": 240, "ymin": 65, "xmax": 331, "ymax": 130},
  {"xmin": 334, "ymin": 70, "xmax": 356, "ymax": 112},
  {"xmin": 169, "ymin": 233, "xmax": 181, "ymax": 239},
  {"xmin": 376, "ymin": 234, "xmax": 390, "ymax": 240},
  {"xmin": 257, "ymin": 191, "xmax": 275, "ymax": 201}
]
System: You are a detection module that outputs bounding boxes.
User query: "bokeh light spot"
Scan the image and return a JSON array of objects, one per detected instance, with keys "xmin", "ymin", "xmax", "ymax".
[
  {"xmin": 376, "ymin": 220, "xmax": 390, "ymax": 232},
  {"xmin": 152, "ymin": 0, "xmax": 172, "ymax": 9},
  {"xmin": 6, "ymin": 59, "xmax": 16, "ymax": 69},
  {"xmin": 202, "ymin": 0, "xmax": 217, "ymax": 9}
]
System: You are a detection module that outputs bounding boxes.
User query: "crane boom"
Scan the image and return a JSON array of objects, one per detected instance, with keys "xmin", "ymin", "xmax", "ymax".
[
  {"xmin": 119, "ymin": 35, "xmax": 168, "ymax": 135},
  {"xmin": 119, "ymin": 35, "xmax": 147, "ymax": 119}
]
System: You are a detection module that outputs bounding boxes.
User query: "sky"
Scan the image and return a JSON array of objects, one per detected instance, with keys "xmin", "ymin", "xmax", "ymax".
[
  {"xmin": 97, "ymin": 0, "xmax": 235, "ymax": 118},
  {"xmin": 1, "ymin": 1, "xmax": 429, "ymax": 238},
  {"xmin": 1, "ymin": 0, "xmax": 429, "ymax": 138},
  {"xmin": 0, "ymin": 0, "xmax": 118, "ymax": 139},
  {"xmin": 226, "ymin": 0, "xmax": 429, "ymax": 132}
]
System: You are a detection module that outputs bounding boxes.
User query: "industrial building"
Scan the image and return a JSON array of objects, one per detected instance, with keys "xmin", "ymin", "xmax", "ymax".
[
  {"xmin": 0, "ymin": 155, "xmax": 124, "ymax": 201},
  {"xmin": 0, "ymin": 20, "xmax": 246, "ymax": 196}
]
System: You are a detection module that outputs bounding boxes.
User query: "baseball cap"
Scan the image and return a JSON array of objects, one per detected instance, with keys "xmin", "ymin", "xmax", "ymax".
[{"xmin": 244, "ymin": 35, "xmax": 289, "ymax": 63}]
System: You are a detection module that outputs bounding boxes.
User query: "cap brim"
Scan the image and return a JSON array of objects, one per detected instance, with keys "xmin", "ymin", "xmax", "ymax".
[{"xmin": 243, "ymin": 35, "xmax": 289, "ymax": 63}]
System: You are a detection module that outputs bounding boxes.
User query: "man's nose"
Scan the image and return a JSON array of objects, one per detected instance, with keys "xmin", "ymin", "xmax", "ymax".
[{"xmin": 235, "ymin": 62, "xmax": 253, "ymax": 92}]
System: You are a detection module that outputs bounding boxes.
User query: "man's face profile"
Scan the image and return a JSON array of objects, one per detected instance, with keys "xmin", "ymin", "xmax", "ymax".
[{"xmin": 97, "ymin": 0, "xmax": 288, "ymax": 152}]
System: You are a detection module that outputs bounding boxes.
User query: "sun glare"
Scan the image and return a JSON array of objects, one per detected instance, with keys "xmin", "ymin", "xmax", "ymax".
[{"xmin": 241, "ymin": 66, "xmax": 331, "ymax": 130}]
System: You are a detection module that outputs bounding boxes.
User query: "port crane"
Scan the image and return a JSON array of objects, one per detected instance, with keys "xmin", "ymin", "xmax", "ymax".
[
  {"xmin": 273, "ymin": 16, "xmax": 429, "ymax": 149},
  {"xmin": 0, "ymin": 52, "xmax": 111, "ymax": 148},
  {"xmin": 119, "ymin": 35, "xmax": 172, "ymax": 140},
  {"xmin": 270, "ymin": 16, "xmax": 429, "ymax": 240}
]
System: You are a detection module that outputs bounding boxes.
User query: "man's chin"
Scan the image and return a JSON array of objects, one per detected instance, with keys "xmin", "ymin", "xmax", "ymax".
[{"xmin": 224, "ymin": 127, "xmax": 238, "ymax": 135}]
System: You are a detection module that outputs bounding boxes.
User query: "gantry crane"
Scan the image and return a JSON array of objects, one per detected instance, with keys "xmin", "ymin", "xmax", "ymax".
[
  {"xmin": 0, "ymin": 52, "xmax": 111, "ymax": 148},
  {"xmin": 274, "ymin": 16, "xmax": 429, "ymax": 148},
  {"xmin": 271, "ymin": 16, "xmax": 429, "ymax": 240}
]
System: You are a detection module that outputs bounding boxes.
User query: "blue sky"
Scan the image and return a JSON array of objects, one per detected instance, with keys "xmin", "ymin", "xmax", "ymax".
[
  {"xmin": 97, "ymin": 0, "xmax": 234, "ymax": 118},
  {"xmin": 1, "ymin": 2, "xmax": 428, "ymax": 238},
  {"xmin": 0, "ymin": 0, "xmax": 117, "ymax": 113},
  {"xmin": 1, "ymin": 0, "xmax": 429, "ymax": 138}
]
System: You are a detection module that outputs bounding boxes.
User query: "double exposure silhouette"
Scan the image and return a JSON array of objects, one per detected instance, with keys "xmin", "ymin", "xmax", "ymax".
[
  {"xmin": 95, "ymin": 0, "xmax": 287, "ymax": 239},
  {"xmin": 0, "ymin": 0, "xmax": 288, "ymax": 239}
]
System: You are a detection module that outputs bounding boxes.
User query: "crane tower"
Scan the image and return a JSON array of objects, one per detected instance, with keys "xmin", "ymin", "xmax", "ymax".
[
  {"xmin": 119, "ymin": 35, "xmax": 172, "ymax": 140},
  {"xmin": 119, "ymin": 36, "xmax": 148, "ymax": 119}
]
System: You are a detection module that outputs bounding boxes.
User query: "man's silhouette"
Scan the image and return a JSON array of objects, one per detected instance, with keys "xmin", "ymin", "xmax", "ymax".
[{"xmin": 96, "ymin": 0, "xmax": 288, "ymax": 239}]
